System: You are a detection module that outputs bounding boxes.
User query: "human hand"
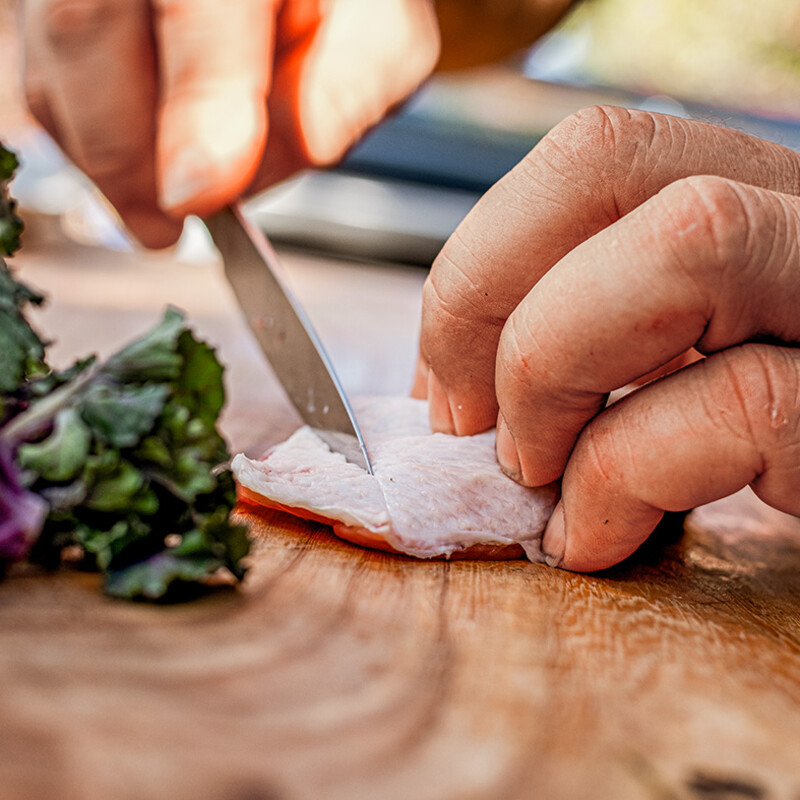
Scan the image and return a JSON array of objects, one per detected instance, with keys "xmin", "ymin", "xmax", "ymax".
[
  {"xmin": 22, "ymin": 0, "xmax": 440, "ymax": 247},
  {"xmin": 414, "ymin": 106, "xmax": 800, "ymax": 571}
]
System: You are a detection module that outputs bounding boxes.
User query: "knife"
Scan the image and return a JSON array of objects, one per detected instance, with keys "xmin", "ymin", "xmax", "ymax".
[{"xmin": 205, "ymin": 203, "xmax": 373, "ymax": 474}]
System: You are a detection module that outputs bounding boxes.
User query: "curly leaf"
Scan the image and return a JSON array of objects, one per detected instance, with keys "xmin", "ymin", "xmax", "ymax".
[
  {"xmin": 81, "ymin": 382, "xmax": 170, "ymax": 448},
  {"xmin": 105, "ymin": 307, "xmax": 184, "ymax": 381},
  {"xmin": 16, "ymin": 406, "xmax": 91, "ymax": 482}
]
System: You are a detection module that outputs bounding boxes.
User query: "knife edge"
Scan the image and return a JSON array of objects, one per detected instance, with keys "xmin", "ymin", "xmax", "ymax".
[{"xmin": 206, "ymin": 204, "xmax": 373, "ymax": 474}]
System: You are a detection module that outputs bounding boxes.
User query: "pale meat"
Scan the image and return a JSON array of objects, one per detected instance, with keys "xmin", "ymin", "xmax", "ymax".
[{"xmin": 232, "ymin": 397, "xmax": 559, "ymax": 560}]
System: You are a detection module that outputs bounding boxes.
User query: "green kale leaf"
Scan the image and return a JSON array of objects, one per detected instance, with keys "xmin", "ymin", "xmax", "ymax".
[
  {"xmin": 4, "ymin": 309, "xmax": 250, "ymax": 600},
  {"xmin": 0, "ymin": 143, "xmax": 23, "ymax": 257},
  {"xmin": 0, "ymin": 143, "xmax": 249, "ymax": 601},
  {"xmin": 0, "ymin": 142, "xmax": 46, "ymax": 410}
]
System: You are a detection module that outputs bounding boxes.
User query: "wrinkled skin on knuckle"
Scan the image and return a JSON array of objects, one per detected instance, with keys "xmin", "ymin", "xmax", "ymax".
[
  {"xmin": 674, "ymin": 177, "xmax": 800, "ymax": 352},
  {"xmin": 680, "ymin": 175, "xmax": 754, "ymax": 260},
  {"xmin": 702, "ymin": 346, "xmax": 797, "ymax": 483},
  {"xmin": 717, "ymin": 123, "xmax": 800, "ymax": 195},
  {"xmin": 569, "ymin": 386, "xmax": 666, "ymax": 505},
  {"xmin": 726, "ymin": 190, "xmax": 800, "ymax": 344},
  {"xmin": 722, "ymin": 345, "xmax": 800, "ymax": 511},
  {"xmin": 419, "ymin": 271, "xmax": 455, "ymax": 364},
  {"xmin": 539, "ymin": 105, "xmax": 629, "ymax": 170},
  {"xmin": 419, "ymin": 311, "xmax": 498, "ymax": 417},
  {"xmin": 530, "ymin": 106, "xmax": 665, "ymax": 207},
  {"xmin": 656, "ymin": 175, "xmax": 751, "ymax": 267},
  {"xmin": 644, "ymin": 177, "xmax": 800, "ymax": 355},
  {"xmin": 524, "ymin": 106, "xmax": 625, "ymax": 208},
  {"xmin": 566, "ymin": 415, "xmax": 626, "ymax": 506},
  {"xmin": 734, "ymin": 345, "xmax": 800, "ymax": 447},
  {"xmin": 638, "ymin": 176, "xmax": 749, "ymax": 344}
]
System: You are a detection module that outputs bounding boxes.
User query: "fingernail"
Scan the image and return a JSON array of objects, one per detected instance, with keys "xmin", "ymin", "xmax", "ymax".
[
  {"xmin": 496, "ymin": 414, "xmax": 521, "ymax": 480},
  {"xmin": 159, "ymin": 147, "xmax": 213, "ymax": 213},
  {"xmin": 542, "ymin": 501, "xmax": 566, "ymax": 568},
  {"xmin": 427, "ymin": 370, "xmax": 455, "ymax": 433}
]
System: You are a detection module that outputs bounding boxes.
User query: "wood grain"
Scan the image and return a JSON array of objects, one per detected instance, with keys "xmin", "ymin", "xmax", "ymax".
[{"xmin": 1, "ymin": 217, "xmax": 800, "ymax": 800}]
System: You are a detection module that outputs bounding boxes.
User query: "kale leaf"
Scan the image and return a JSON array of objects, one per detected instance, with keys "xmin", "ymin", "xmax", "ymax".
[
  {"xmin": 0, "ymin": 438, "xmax": 48, "ymax": 562},
  {"xmin": 0, "ymin": 143, "xmax": 23, "ymax": 257},
  {"xmin": 3, "ymin": 307, "xmax": 250, "ymax": 601},
  {"xmin": 0, "ymin": 142, "xmax": 249, "ymax": 600}
]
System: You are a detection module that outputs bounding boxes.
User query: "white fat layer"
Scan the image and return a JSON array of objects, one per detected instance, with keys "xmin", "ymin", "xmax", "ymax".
[{"xmin": 232, "ymin": 397, "xmax": 558, "ymax": 560}]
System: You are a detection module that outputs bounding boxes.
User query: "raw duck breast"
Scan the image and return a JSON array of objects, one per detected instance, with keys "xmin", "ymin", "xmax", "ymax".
[{"xmin": 232, "ymin": 397, "xmax": 559, "ymax": 560}]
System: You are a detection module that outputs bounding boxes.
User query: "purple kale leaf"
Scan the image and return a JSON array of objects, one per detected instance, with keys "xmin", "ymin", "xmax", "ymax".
[{"xmin": 0, "ymin": 439, "xmax": 47, "ymax": 562}]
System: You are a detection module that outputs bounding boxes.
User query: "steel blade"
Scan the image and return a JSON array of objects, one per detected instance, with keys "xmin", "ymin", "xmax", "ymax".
[{"xmin": 206, "ymin": 204, "xmax": 372, "ymax": 473}]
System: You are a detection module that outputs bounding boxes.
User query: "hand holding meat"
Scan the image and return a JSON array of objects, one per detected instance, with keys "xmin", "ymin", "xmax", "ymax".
[
  {"xmin": 22, "ymin": 0, "xmax": 440, "ymax": 247},
  {"xmin": 416, "ymin": 106, "xmax": 800, "ymax": 572}
]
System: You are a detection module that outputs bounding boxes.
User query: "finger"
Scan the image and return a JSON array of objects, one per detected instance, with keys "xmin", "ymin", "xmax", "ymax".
[
  {"xmin": 154, "ymin": 0, "xmax": 276, "ymax": 217},
  {"xmin": 249, "ymin": 0, "xmax": 440, "ymax": 190},
  {"xmin": 420, "ymin": 107, "xmax": 800, "ymax": 435},
  {"xmin": 496, "ymin": 177, "xmax": 800, "ymax": 487},
  {"xmin": 296, "ymin": 0, "xmax": 439, "ymax": 163},
  {"xmin": 24, "ymin": 0, "xmax": 183, "ymax": 247},
  {"xmin": 241, "ymin": 2, "xmax": 325, "ymax": 191},
  {"xmin": 540, "ymin": 344, "xmax": 800, "ymax": 572}
]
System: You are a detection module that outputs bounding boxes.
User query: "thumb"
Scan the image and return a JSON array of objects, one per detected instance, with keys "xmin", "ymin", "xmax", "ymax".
[{"xmin": 154, "ymin": 0, "xmax": 278, "ymax": 217}]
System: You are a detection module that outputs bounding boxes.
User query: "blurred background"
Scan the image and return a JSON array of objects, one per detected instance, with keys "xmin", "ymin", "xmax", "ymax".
[
  {"xmin": 3, "ymin": 0, "xmax": 800, "ymax": 264},
  {"xmin": 561, "ymin": 0, "xmax": 800, "ymax": 115}
]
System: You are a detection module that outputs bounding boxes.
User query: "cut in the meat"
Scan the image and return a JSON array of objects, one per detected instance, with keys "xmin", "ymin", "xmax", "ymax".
[{"xmin": 232, "ymin": 397, "xmax": 559, "ymax": 560}]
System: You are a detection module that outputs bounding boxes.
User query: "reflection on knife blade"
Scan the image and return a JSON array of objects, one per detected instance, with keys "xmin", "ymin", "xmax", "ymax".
[{"xmin": 205, "ymin": 203, "xmax": 373, "ymax": 473}]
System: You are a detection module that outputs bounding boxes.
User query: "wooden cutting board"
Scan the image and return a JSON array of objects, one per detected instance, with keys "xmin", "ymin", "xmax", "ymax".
[{"xmin": 1, "ymin": 220, "xmax": 799, "ymax": 800}]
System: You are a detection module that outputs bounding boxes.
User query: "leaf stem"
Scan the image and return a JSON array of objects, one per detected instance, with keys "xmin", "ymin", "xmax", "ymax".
[{"xmin": 0, "ymin": 361, "xmax": 102, "ymax": 447}]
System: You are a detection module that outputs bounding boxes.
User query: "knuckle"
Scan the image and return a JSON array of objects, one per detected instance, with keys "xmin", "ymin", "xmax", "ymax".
[
  {"xmin": 523, "ymin": 105, "xmax": 627, "ymax": 189},
  {"xmin": 728, "ymin": 344, "xmax": 800, "ymax": 511},
  {"xmin": 650, "ymin": 175, "xmax": 753, "ymax": 282},
  {"xmin": 648, "ymin": 177, "xmax": 800, "ymax": 353},
  {"xmin": 545, "ymin": 105, "xmax": 631, "ymax": 159},
  {"xmin": 675, "ymin": 174, "xmax": 752, "ymax": 252},
  {"xmin": 714, "ymin": 345, "xmax": 800, "ymax": 451},
  {"xmin": 43, "ymin": 0, "xmax": 126, "ymax": 55},
  {"xmin": 533, "ymin": 105, "xmax": 656, "ymax": 175},
  {"xmin": 516, "ymin": 105, "xmax": 665, "ymax": 221}
]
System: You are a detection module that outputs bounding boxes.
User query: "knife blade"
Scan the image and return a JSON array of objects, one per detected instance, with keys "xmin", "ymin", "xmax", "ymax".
[{"xmin": 206, "ymin": 203, "xmax": 373, "ymax": 473}]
